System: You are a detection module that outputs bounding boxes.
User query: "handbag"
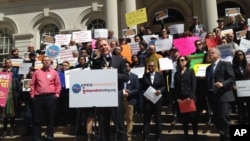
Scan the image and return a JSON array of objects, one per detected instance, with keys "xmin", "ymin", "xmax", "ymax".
[{"xmin": 178, "ymin": 98, "xmax": 197, "ymax": 113}]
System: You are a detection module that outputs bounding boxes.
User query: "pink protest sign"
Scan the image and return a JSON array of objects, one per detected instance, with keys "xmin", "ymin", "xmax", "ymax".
[
  {"xmin": 0, "ymin": 72, "xmax": 12, "ymax": 107},
  {"xmin": 173, "ymin": 36, "xmax": 198, "ymax": 56},
  {"xmin": 92, "ymin": 39, "xmax": 97, "ymax": 49}
]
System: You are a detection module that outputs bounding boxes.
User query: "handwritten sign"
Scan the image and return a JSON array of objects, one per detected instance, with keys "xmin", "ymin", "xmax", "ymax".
[
  {"xmin": 168, "ymin": 24, "xmax": 184, "ymax": 34},
  {"xmin": 225, "ymin": 8, "xmax": 240, "ymax": 16},
  {"xmin": 236, "ymin": 30, "xmax": 247, "ymax": 40},
  {"xmin": 188, "ymin": 53, "xmax": 205, "ymax": 69},
  {"xmin": 125, "ymin": 8, "xmax": 147, "ymax": 27},
  {"xmin": 55, "ymin": 34, "xmax": 72, "ymax": 45},
  {"xmin": 236, "ymin": 80, "xmax": 250, "ymax": 97},
  {"xmin": 129, "ymin": 42, "xmax": 140, "ymax": 55},
  {"xmin": 122, "ymin": 28, "xmax": 137, "ymax": 38},
  {"xmin": 159, "ymin": 58, "xmax": 173, "ymax": 70},
  {"xmin": 41, "ymin": 35, "xmax": 55, "ymax": 44},
  {"xmin": 193, "ymin": 63, "xmax": 210, "ymax": 77},
  {"xmin": 94, "ymin": 29, "xmax": 108, "ymax": 39},
  {"xmin": 155, "ymin": 39, "xmax": 173, "ymax": 52},
  {"xmin": 155, "ymin": 9, "xmax": 168, "ymax": 21},
  {"xmin": 18, "ymin": 63, "xmax": 32, "ymax": 75},
  {"xmin": 239, "ymin": 38, "xmax": 250, "ymax": 53},
  {"xmin": 72, "ymin": 30, "xmax": 92, "ymax": 43},
  {"xmin": 10, "ymin": 59, "xmax": 23, "ymax": 67}
]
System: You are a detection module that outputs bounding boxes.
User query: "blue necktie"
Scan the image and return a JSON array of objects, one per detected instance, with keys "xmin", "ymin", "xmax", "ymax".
[{"xmin": 208, "ymin": 63, "xmax": 215, "ymax": 90}]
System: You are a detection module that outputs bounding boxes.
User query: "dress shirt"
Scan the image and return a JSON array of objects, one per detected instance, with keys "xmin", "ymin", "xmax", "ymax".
[
  {"xmin": 30, "ymin": 68, "xmax": 61, "ymax": 98},
  {"xmin": 150, "ymin": 72, "xmax": 155, "ymax": 84}
]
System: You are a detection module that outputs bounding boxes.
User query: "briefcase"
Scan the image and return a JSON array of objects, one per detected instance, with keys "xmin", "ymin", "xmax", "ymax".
[{"xmin": 178, "ymin": 98, "xmax": 196, "ymax": 113}]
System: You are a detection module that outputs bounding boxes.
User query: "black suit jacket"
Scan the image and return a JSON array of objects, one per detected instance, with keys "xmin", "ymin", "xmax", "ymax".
[
  {"xmin": 206, "ymin": 60, "xmax": 235, "ymax": 103},
  {"xmin": 174, "ymin": 69, "xmax": 196, "ymax": 101},
  {"xmin": 142, "ymin": 71, "xmax": 166, "ymax": 101},
  {"xmin": 126, "ymin": 72, "xmax": 140, "ymax": 105}
]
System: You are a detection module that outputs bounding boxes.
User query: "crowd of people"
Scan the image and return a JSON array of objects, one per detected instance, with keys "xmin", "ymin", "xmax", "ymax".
[{"xmin": 0, "ymin": 14, "xmax": 250, "ymax": 141}]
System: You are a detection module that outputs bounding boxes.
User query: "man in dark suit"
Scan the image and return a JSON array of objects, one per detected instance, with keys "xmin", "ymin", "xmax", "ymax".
[
  {"xmin": 123, "ymin": 62, "xmax": 140, "ymax": 141},
  {"xmin": 91, "ymin": 38, "xmax": 129, "ymax": 141},
  {"xmin": 205, "ymin": 48, "xmax": 235, "ymax": 141},
  {"xmin": 142, "ymin": 61, "xmax": 166, "ymax": 141}
]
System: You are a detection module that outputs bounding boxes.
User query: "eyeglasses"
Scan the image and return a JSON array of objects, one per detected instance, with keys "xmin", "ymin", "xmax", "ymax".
[{"xmin": 179, "ymin": 59, "xmax": 186, "ymax": 62}]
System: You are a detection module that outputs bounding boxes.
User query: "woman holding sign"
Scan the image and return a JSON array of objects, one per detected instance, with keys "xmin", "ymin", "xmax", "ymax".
[
  {"xmin": 232, "ymin": 50, "xmax": 250, "ymax": 124},
  {"xmin": 174, "ymin": 56, "xmax": 197, "ymax": 141},
  {"xmin": 1, "ymin": 59, "xmax": 21, "ymax": 137}
]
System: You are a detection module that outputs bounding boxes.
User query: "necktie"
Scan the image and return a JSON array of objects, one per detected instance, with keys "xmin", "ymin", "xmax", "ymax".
[{"xmin": 208, "ymin": 63, "xmax": 215, "ymax": 90}]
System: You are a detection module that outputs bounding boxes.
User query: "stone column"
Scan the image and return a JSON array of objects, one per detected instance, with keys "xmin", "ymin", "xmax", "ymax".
[
  {"xmin": 202, "ymin": 0, "xmax": 218, "ymax": 32},
  {"xmin": 105, "ymin": 0, "xmax": 118, "ymax": 38}
]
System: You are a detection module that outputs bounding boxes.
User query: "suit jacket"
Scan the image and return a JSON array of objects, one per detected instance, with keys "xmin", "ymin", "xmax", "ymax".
[
  {"xmin": 142, "ymin": 71, "xmax": 166, "ymax": 101},
  {"xmin": 174, "ymin": 69, "xmax": 196, "ymax": 101},
  {"xmin": 126, "ymin": 72, "xmax": 140, "ymax": 105},
  {"xmin": 205, "ymin": 60, "xmax": 235, "ymax": 103}
]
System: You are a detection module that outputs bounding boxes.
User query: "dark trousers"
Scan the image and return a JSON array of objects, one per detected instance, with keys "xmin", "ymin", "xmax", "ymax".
[
  {"xmin": 97, "ymin": 90, "xmax": 127, "ymax": 141},
  {"xmin": 143, "ymin": 98, "xmax": 162, "ymax": 139},
  {"xmin": 209, "ymin": 96, "xmax": 231, "ymax": 141},
  {"xmin": 32, "ymin": 94, "xmax": 57, "ymax": 141}
]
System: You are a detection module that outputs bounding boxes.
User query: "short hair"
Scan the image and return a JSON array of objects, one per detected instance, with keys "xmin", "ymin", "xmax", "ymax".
[
  {"xmin": 62, "ymin": 61, "xmax": 70, "ymax": 65},
  {"xmin": 95, "ymin": 38, "xmax": 108, "ymax": 48},
  {"xmin": 11, "ymin": 48, "xmax": 18, "ymax": 54}
]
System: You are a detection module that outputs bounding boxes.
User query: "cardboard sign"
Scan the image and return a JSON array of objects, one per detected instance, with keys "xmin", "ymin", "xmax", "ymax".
[
  {"xmin": 10, "ymin": 59, "xmax": 23, "ymax": 67},
  {"xmin": 225, "ymin": 8, "xmax": 240, "ymax": 16},
  {"xmin": 155, "ymin": 9, "xmax": 168, "ymax": 21},
  {"xmin": 122, "ymin": 28, "xmax": 137, "ymax": 38},
  {"xmin": 236, "ymin": 30, "xmax": 247, "ymax": 40},
  {"xmin": 41, "ymin": 35, "xmax": 55, "ymax": 44}
]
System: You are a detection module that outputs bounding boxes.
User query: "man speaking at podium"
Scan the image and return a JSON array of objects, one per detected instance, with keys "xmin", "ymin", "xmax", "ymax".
[{"xmin": 91, "ymin": 38, "xmax": 129, "ymax": 141}]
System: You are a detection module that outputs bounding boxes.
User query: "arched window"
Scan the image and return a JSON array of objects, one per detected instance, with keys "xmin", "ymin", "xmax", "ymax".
[
  {"xmin": 87, "ymin": 19, "xmax": 105, "ymax": 30},
  {"xmin": 40, "ymin": 23, "xmax": 59, "ymax": 37},
  {"xmin": 0, "ymin": 28, "xmax": 13, "ymax": 66},
  {"xmin": 217, "ymin": 2, "xmax": 246, "ymax": 17},
  {"xmin": 153, "ymin": 9, "xmax": 184, "ymax": 24},
  {"xmin": 39, "ymin": 23, "xmax": 59, "ymax": 49}
]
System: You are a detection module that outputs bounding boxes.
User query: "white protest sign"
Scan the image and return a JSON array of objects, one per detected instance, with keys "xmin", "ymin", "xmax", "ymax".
[
  {"xmin": 18, "ymin": 63, "xmax": 32, "ymax": 75},
  {"xmin": 69, "ymin": 69, "xmax": 118, "ymax": 108},
  {"xmin": 10, "ymin": 59, "xmax": 23, "ymax": 67},
  {"xmin": 221, "ymin": 29, "xmax": 234, "ymax": 37},
  {"xmin": 155, "ymin": 9, "xmax": 168, "ymax": 21},
  {"xmin": 58, "ymin": 46, "xmax": 77, "ymax": 63},
  {"xmin": 225, "ymin": 8, "xmax": 240, "ymax": 16},
  {"xmin": 239, "ymin": 38, "xmax": 250, "ymax": 53},
  {"xmin": 168, "ymin": 24, "xmax": 184, "ymax": 34},
  {"xmin": 55, "ymin": 34, "xmax": 72, "ymax": 45},
  {"xmin": 72, "ymin": 30, "xmax": 92, "ymax": 43},
  {"xmin": 159, "ymin": 58, "xmax": 173, "ymax": 71},
  {"xmin": 129, "ymin": 42, "xmax": 140, "ymax": 55},
  {"xmin": 236, "ymin": 80, "xmax": 250, "ymax": 97},
  {"xmin": 217, "ymin": 43, "xmax": 234, "ymax": 62},
  {"xmin": 130, "ymin": 67, "xmax": 145, "ymax": 79},
  {"xmin": 143, "ymin": 35, "xmax": 159, "ymax": 44},
  {"xmin": 155, "ymin": 38, "xmax": 173, "ymax": 52},
  {"xmin": 194, "ymin": 64, "xmax": 210, "ymax": 77},
  {"xmin": 94, "ymin": 29, "xmax": 108, "ymax": 39}
]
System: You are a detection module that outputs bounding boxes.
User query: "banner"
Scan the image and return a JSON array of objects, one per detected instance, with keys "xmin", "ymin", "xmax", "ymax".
[
  {"xmin": 69, "ymin": 69, "xmax": 118, "ymax": 108},
  {"xmin": 0, "ymin": 72, "xmax": 12, "ymax": 107}
]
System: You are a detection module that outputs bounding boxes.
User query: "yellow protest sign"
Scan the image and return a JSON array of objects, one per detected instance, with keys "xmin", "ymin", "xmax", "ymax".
[{"xmin": 125, "ymin": 8, "xmax": 147, "ymax": 27}]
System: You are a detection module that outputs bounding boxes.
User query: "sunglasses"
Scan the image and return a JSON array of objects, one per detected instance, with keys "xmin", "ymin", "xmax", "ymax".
[
  {"xmin": 196, "ymin": 43, "xmax": 202, "ymax": 46},
  {"xmin": 179, "ymin": 59, "xmax": 186, "ymax": 62}
]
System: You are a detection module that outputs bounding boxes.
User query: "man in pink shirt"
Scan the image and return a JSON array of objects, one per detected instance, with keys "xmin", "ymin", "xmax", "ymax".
[{"xmin": 30, "ymin": 56, "xmax": 61, "ymax": 141}]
